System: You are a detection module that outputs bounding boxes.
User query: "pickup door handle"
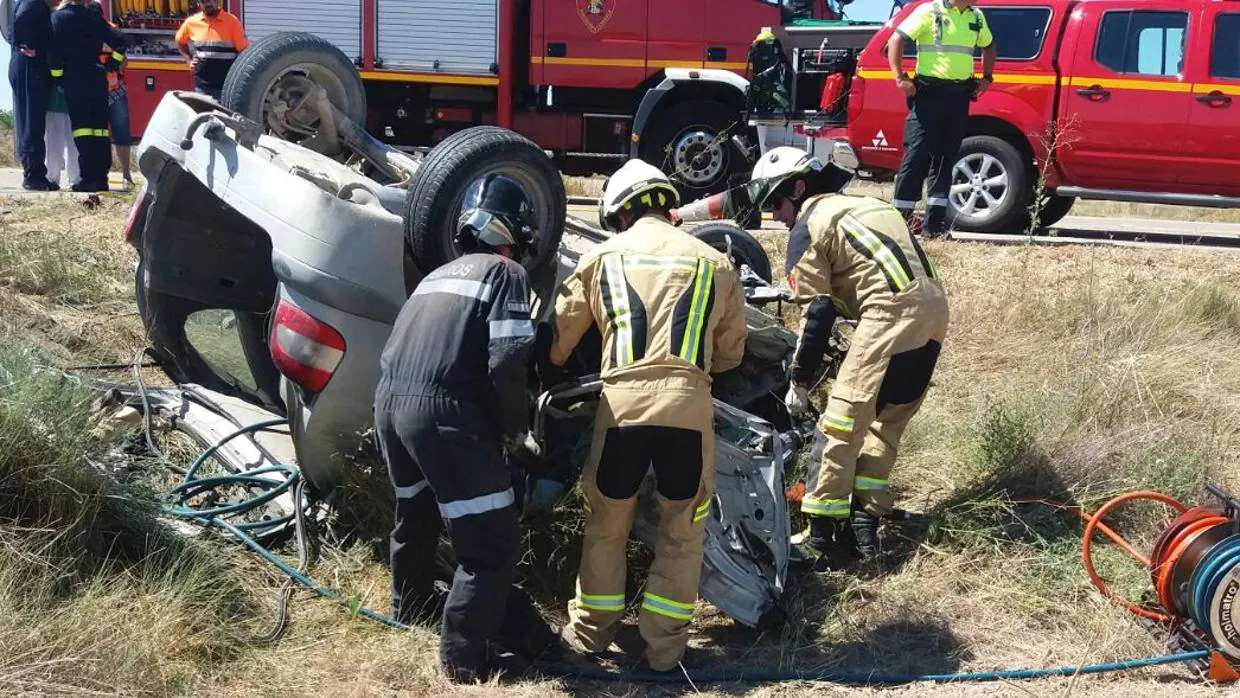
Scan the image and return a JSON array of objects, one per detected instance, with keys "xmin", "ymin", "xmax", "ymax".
[
  {"xmin": 1197, "ymin": 91, "xmax": 1232, "ymax": 106},
  {"xmin": 1075, "ymin": 86, "xmax": 1110, "ymax": 100}
]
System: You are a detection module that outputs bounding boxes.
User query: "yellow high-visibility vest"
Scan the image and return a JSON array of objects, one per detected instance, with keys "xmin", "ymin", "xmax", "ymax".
[{"xmin": 895, "ymin": 0, "xmax": 994, "ymax": 81}]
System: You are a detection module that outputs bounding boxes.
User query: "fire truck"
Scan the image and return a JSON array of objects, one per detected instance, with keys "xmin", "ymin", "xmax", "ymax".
[{"xmin": 104, "ymin": 0, "xmax": 885, "ymax": 198}]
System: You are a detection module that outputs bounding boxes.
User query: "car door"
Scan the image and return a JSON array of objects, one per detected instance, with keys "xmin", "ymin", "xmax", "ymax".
[
  {"xmin": 1181, "ymin": 8, "xmax": 1240, "ymax": 195},
  {"xmin": 540, "ymin": 0, "xmax": 649, "ymax": 89},
  {"xmin": 1055, "ymin": 4, "xmax": 1194, "ymax": 190}
]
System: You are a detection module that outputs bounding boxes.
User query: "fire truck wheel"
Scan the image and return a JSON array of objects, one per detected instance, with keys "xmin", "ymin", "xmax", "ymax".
[
  {"xmin": 404, "ymin": 126, "xmax": 566, "ymax": 289},
  {"xmin": 691, "ymin": 222, "xmax": 773, "ymax": 284},
  {"xmin": 946, "ymin": 135, "xmax": 1032, "ymax": 234},
  {"xmin": 641, "ymin": 99, "xmax": 748, "ymax": 202},
  {"xmin": 221, "ymin": 32, "xmax": 367, "ymax": 141}
]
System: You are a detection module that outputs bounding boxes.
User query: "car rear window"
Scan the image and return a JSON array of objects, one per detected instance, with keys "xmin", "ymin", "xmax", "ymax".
[{"xmin": 902, "ymin": 6, "xmax": 1053, "ymax": 61}]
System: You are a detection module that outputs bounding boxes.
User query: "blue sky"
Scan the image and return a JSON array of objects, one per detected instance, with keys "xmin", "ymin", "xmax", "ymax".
[{"xmin": 0, "ymin": 0, "xmax": 896, "ymax": 111}]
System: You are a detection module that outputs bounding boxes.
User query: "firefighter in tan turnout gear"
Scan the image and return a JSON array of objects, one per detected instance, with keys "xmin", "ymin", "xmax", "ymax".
[
  {"xmin": 547, "ymin": 159, "xmax": 749, "ymax": 671},
  {"xmin": 753, "ymin": 144, "xmax": 949, "ymax": 569}
]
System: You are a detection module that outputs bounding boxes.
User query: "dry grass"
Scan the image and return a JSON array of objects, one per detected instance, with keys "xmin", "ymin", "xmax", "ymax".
[{"xmin": 2, "ymin": 190, "xmax": 1240, "ymax": 697}]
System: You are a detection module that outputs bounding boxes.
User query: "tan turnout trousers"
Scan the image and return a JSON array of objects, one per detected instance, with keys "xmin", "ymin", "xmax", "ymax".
[
  {"xmin": 788, "ymin": 194, "xmax": 949, "ymax": 519},
  {"xmin": 549, "ymin": 214, "xmax": 748, "ymax": 670}
]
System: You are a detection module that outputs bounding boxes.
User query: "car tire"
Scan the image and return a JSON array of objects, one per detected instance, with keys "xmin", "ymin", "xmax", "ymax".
[
  {"xmin": 221, "ymin": 32, "xmax": 367, "ymax": 138},
  {"xmin": 641, "ymin": 99, "xmax": 750, "ymax": 204},
  {"xmin": 691, "ymin": 222, "xmax": 773, "ymax": 284},
  {"xmin": 1027, "ymin": 193, "xmax": 1075, "ymax": 231},
  {"xmin": 404, "ymin": 126, "xmax": 566, "ymax": 287},
  {"xmin": 947, "ymin": 135, "xmax": 1031, "ymax": 234}
]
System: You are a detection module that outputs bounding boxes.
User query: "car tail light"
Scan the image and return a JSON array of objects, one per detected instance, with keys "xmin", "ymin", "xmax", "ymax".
[
  {"xmin": 124, "ymin": 183, "xmax": 148, "ymax": 243},
  {"xmin": 269, "ymin": 300, "xmax": 346, "ymax": 393},
  {"xmin": 848, "ymin": 74, "xmax": 865, "ymax": 122}
]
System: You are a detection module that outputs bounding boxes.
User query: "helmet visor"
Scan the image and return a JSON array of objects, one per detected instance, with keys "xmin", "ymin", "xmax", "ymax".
[{"xmin": 459, "ymin": 208, "xmax": 518, "ymax": 249}]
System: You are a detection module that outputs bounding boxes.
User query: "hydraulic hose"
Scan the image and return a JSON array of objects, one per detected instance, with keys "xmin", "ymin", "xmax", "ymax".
[{"xmin": 163, "ymin": 420, "xmax": 1217, "ymax": 686}]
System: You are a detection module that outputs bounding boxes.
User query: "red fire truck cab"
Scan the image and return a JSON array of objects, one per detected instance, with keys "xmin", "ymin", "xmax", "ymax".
[{"xmin": 108, "ymin": 0, "xmax": 854, "ymax": 199}]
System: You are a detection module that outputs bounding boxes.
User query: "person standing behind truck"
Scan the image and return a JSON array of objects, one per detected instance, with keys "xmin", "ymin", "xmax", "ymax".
[
  {"xmin": 92, "ymin": 0, "xmax": 133, "ymax": 188},
  {"xmin": 9, "ymin": 0, "xmax": 57, "ymax": 190},
  {"xmin": 43, "ymin": 78, "xmax": 79, "ymax": 187},
  {"xmin": 887, "ymin": 0, "xmax": 996, "ymax": 238},
  {"xmin": 49, "ymin": 0, "xmax": 128, "ymax": 193},
  {"xmin": 175, "ymin": 0, "xmax": 247, "ymax": 101}
]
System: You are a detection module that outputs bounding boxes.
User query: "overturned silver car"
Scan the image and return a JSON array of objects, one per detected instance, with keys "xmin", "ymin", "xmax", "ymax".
[{"xmin": 126, "ymin": 33, "xmax": 820, "ymax": 628}]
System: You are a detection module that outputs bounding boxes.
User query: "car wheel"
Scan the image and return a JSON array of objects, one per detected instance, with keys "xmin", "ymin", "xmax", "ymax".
[
  {"xmin": 947, "ymin": 136, "xmax": 1031, "ymax": 233},
  {"xmin": 691, "ymin": 222, "xmax": 773, "ymax": 284},
  {"xmin": 404, "ymin": 126, "xmax": 566, "ymax": 290},
  {"xmin": 641, "ymin": 99, "xmax": 750, "ymax": 204},
  {"xmin": 221, "ymin": 32, "xmax": 367, "ymax": 146},
  {"xmin": 1027, "ymin": 193, "xmax": 1075, "ymax": 231}
]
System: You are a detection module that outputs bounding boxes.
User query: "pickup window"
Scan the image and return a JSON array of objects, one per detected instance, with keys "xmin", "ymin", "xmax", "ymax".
[
  {"xmin": 1095, "ymin": 10, "xmax": 1188, "ymax": 77},
  {"xmin": 1213, "ymin": 13, "xmax": 1240, "ymax": 79},
  {"xmin": 901, "ymin": 6, "xmax": 1052, "ymax": 60}
]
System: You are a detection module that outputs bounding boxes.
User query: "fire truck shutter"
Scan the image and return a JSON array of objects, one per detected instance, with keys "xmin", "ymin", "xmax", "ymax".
[
  {"xmin": 243, "ymin": 0, "xmax": 362, "ymax": 63},
  {"xmin": 376, "ymin": 0, "xmax": 498, "ymax": 74}
]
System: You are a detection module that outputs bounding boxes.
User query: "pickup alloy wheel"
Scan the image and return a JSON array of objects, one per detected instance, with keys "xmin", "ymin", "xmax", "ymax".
[{"xmin": 948, "ymin": 135, "xmax": 1031, "ymax": 233}]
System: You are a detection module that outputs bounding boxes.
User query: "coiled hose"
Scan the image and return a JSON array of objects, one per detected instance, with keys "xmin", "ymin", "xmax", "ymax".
[{"xmin": 164, "ymin": 421, "xmax": 1214, "ymax": 685}]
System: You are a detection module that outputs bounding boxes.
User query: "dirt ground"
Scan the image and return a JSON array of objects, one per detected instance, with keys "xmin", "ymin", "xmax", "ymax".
[{"xmin": 3, "ymin": 184, "xmax": 1240, "ymax": 698}]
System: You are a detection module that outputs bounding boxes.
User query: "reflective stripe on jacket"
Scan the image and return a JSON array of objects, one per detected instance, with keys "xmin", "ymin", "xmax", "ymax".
[
  {"xmin": 895, "ymin": 0, "xmax": 993, "ymax": 81},
  {"xmin": 174, "ymin": 10, "xmax": 248, "ymax": 88},
  {"xmin": 375, "ymin": 253, "xmax": 535, "ymax": 439},
  {"xmin": 788, "ymin": 193, "xmax": 943, "ymax": 321},
  {"xmin": 550, "ymin": 215, "xmax": 749, "ymax": 397}
]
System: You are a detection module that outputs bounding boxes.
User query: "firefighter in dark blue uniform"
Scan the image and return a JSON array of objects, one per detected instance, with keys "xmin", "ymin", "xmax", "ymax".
[
  {"xmin": 49, "ymin": 0, "xmax": 127, "ymax": 193},
  {"xmin": 9, "ymin": 0, "xmax": 56, "ymax": 190},
  {"xmin": 374, "ymin": 174, "xmax": 559, "ymax": 683}
]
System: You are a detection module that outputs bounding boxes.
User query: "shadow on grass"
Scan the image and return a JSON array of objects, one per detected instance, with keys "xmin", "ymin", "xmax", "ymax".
[{"xmin": 545, "ymin": 613, "xmax": 972, "ymax": 697}]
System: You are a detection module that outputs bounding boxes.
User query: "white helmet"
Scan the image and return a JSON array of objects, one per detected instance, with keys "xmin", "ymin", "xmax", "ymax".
[
  {"xmin": 746, "ymin": 142, "xmax": 859, "ymax": 211},
  {"xmin": 747, "ymin": 146, "xmax": 825, "ymax": 212},
  {"xmin": 598, "ymin": 159, "xmax": 681, "ymax": 233}
]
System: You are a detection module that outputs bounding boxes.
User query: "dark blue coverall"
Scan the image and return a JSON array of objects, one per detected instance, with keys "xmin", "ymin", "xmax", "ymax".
[
  {"xmin": 374, "ymin": 252, "xmax": 557, "ymax": 682},
  {"xmin": 48, "ymin": 2, "xmax": 127, "ymax": 193},
  {"xmin": 9, "ymin": 0, "xmax": 53, "ymax": 189}
]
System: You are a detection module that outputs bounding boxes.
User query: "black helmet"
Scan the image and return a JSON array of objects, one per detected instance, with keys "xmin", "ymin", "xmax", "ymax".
[{"xmin": 455, "ymin": 174, "xmax": 536, "ymax": 256}]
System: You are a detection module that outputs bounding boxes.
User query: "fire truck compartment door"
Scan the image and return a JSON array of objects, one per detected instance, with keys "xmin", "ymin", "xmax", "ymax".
[
  {"xmin": 376, "ymin": 0, "xmax": 498, "ymax": 74},
  {"xmin": 243, "ymin": 0, "xmax": 362, "ymax": 64}
]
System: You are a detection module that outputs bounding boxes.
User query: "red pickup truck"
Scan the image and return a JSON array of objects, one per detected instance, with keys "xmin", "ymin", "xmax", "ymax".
[{"xmin": 732, "ymin": 0, "xmax": 1240, "ymax": 233}]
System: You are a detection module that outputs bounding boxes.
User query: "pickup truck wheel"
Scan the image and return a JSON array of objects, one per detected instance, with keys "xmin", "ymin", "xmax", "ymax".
[
  {"xmin": 691, "ymin": 222, "xmax": 773, "ymax": 284},
  {"xmin": 642, "ymin": 99, "xmax": 748, "ymax": 202},
  {"xmin": 947, "ymin": 136, "xmax": 1031, "ymax": 233},
  {"xmin": 221, "ymin": 32, "xmax": 367, "ymax": 144},
  {"xmin": 405, "ymin": 126, "xmax": 566, "ymax": 287},
  {"xmin": 1028, "ymin": 193, "xmax": 1076, "ymax": 230}
]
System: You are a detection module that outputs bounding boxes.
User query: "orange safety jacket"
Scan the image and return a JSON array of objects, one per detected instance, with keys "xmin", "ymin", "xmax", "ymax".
[{"xmin": 99, "ymin": 19, "xmax": 123, "ymax": 93}]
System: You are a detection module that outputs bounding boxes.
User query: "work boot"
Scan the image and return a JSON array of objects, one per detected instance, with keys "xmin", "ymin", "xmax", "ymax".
[
  {"xmin": 851, "ymin": 509, "xmax": 881, "ymax": 558},
  {"xmin": 792, "ymin": 516, "xmax": 861, "ymax": 572},
  {"xmin": 22, "ymin": 178, "xmax": 58, "ymax": 191}
]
